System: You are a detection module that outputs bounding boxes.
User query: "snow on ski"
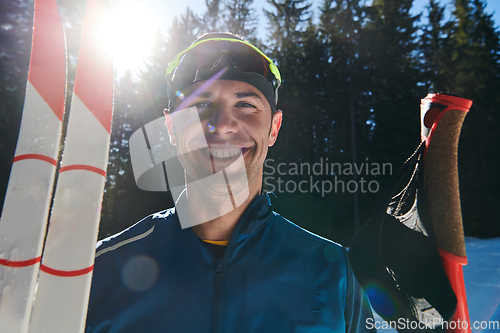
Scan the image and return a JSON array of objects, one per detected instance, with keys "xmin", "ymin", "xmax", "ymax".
[
  {"xmin": 420, "ymin": 93, "xmax": 473, "ymax": 332},
  {"xmin": 0, "ymin": 0, "xmax": 66, "ymax": 331},
  {"xmin": 27, "ymin": 0, "xmax": 113, "ymax": 331}
]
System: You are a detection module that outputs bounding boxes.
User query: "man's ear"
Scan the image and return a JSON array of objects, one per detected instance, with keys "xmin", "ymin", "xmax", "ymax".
[
  {"xmin": 268, "ymin": 110, "xmax": 282, "ymax": 147},
  {"xmin": 164, "ymin": 108, "xmax": 176, "ymax": 146}
]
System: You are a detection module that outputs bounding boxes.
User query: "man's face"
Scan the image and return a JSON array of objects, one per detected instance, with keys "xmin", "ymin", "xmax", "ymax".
[{"xmin": 166, "ymin": 79, "xmax": 282, "ymax": 197}]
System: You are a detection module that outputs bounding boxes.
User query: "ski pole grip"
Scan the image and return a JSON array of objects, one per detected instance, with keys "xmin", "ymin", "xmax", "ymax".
[{"xmin": 420, "ymin": 93, "xmax": 472, "ymax": 258}]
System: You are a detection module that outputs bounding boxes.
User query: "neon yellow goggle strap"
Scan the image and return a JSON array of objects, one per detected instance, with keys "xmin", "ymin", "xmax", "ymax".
[{"xmin": 165, "ymin": 37, "xmax": 281, "ymax": 85}]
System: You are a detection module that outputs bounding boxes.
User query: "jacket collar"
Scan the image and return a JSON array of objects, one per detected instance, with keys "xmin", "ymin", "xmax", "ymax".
[
  {"xmin": 172, "ymin": 191, "xmax": 273, "ymax": 236},
  {"xmin": 237, "ymin": 193, "xmax": 273, "ymax": 235}
]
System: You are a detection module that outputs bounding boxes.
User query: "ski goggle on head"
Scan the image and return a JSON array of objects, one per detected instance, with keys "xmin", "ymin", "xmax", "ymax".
[{"xmin": 165, "ymin": 35, "xmax": 281, "ymax": 113}]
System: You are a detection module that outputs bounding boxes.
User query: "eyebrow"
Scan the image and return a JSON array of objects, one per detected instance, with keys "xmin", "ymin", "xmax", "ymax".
[
  {"xmin": 235, "ymin": 92, "xmax": 262, "ymax": 101},
  {"xmin": 188, "ymin": 91, "xmax": 262, "ymax": 101},
  {"xmin": 197, "ymin": 92, "xmax": 212, "ymax": 99}
]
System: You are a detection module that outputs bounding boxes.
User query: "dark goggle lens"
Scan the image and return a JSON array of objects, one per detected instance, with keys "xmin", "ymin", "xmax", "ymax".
[{"xmin": 172, "ymin": 41, "xmax": 275, "ymax": 88}]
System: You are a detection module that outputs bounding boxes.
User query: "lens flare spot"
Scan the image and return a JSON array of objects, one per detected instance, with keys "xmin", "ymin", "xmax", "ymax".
[
  {"xmin": 122, "ymin": 255, "xmax": 159, "ymax": 292},
  {"xmin": 207, "ymin": 123, "xmax": 216, "ymax": 133},
  {"xmin": 176, "ymin": 91, "xmax": 185, "ymax": 100},
  {"xmin": 364, "ymin": 283, "xmax": 398, "ymax": 319}
]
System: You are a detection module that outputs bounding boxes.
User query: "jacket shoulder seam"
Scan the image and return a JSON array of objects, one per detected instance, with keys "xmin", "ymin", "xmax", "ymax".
[
  {"xmin": 95, "ymin": 224, "xmax": 156, "ymax": 258},
  {"xmin": 94, "ymin": 208, "xmax": 174, "ymax": 257}
]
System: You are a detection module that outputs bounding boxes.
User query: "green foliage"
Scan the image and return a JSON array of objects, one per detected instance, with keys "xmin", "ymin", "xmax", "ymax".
[
  {"xmin": 205, "ymin": 0, "xmax": 222, "ymax": 31},
  {"xmin": 360, "ymin": 0, "xmax": 423, "ymax": 153},
  {"xmin": 447, "ymin": 0, "xmax": 500, "ymax": 238},
  {"xmin": 222, "ymin": 0, "xmax": 258, "ymax": 39},
  {"xmin": 418, "ymin": 0, "xmax": 500, "ymax": 238},
  {"xmin": 169, "ymin": 8, "xmax": 204, "ymax": 51},
  {"xmin": 264, "ymin": 0, "xmax": 314, "ymax": 161},
  {"xmin": 420, "ymin": 0, "xmax": 450, "ymax": 91}
]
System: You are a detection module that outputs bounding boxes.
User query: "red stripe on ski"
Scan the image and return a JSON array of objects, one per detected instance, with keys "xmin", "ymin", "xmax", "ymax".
[
  {"xmin": 72, "ymin": 0, "xmax": 113, "ymax": 133},
  {"xmin": 28, "ymin": 0, "xmax": 66, "ymax": 121},
  {"xmin": 13, "ymin": 154, "xmax": 57, "ymax": 166},
  {"xmin": 40, "ymin": 264, "xmax": 94, "ymax": 277},
  {"xmin": 60, "ymin": 164, "xmax": 106, "ymax": 177},
  {"xmin": 0, "ymin": 256, "xmax": 42, "ymax": 267}
]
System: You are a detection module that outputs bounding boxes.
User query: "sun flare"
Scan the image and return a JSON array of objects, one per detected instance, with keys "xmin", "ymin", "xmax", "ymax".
[{"xmin": 99, "ymin": 2, "xmax": 159, "ymax": 73}]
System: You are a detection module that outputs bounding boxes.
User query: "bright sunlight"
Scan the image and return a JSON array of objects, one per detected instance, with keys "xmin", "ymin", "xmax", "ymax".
[{"xmin": 99, "ymin": 1, "xmax": 159, "ymax": 74}]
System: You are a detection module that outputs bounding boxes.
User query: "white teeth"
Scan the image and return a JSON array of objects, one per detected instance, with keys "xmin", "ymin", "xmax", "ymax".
[{"xmin": 210, "ymin": 148, "xmax": 241, "ymax": 159}]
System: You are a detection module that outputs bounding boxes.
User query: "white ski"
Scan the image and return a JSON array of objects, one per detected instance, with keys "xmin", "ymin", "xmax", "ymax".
[
  {"xmin": 27, "ymin": 0, "xmax": 114, "ymax": 331},
  {"xmin": 0, "ymin": 0, "xmax": 67, "ymax": 331}
]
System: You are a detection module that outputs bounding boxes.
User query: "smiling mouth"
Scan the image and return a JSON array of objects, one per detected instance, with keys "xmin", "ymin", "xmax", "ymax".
[
  {"xmin": 205, "ymin": 144, "xmax": 247, "ymax": 160},
  {"xmin": 209, "ymin": 147, "xmax": 244, "ymax": 159}
]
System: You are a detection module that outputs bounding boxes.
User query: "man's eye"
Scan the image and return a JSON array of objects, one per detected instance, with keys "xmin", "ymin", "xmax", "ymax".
[
  {"xmin": 191, "ymin": 102, "xmax": 210, "ymax": 110},
  {"xmin": 236, "ymin": 102, "xmax": 256, "ymax": 108}
]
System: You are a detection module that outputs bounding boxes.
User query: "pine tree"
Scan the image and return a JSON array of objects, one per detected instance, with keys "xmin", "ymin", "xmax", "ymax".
[
  {"xmin": 444, "ymin": 0, "xmax": 500, "ymax": 237},
  {"xmin": 264, "ymin": 0, "xmax": 313, "ymax": 161},
  {"xmin": 265, "ymin": 0, "xmax": 312, "ymax": 55},
  {"xmin": 359, "ymin": 0, "xmax": 422, "ymax": 164},
  {"xmin": 318, "ymin": 0, "xmax": 370, "ymax": 165},
  {"xmin": 100, "ymin": 71, "xmax": 137, "ymax": 237},
  {"xmin": 222, "ymin": 0, "xmax": 258, "ymax": 40},
  {"xmin": 444, "ymin": 0, "xmax": 500, "ymax": 96},
  {"xmin": 168, "ymin": 7, "xmax": 203, "ymax": 51},
  {"xmin": 263, "ymin": 0, "xmax": 359, "ymax": 242},
  {"xmin": 318, "ymin": 0, "xmax": 369, "ymax": 233},
  {"xmin": 204, "ymin": 0, "xmax": 223, "ymax": 32},
  {"xmin": 139, "ymin": 30, "xmax": 171, "ymax": 117},
  {"xmin": 420, "ymin": 0, "xmax": 450, "ymax": 91}
]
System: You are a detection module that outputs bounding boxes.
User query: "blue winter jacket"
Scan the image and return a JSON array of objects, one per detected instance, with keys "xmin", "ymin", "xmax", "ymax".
[{"xmin": 85, "ymin": 193, "xmax": 375, "ymax": 332}]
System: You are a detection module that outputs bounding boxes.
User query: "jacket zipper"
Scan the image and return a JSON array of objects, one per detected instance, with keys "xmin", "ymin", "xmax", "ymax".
[
  {"xmin": 209, "ymin": 194, "xmax": 268, "ymax": 333},
  {"xmin": 211, "ymin": 258, "xmax": 224, "ymax": 333}
]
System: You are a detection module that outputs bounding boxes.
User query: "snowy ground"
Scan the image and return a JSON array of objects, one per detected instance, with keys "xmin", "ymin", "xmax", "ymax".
[{"xmin": 373, "ymin": 237, "xmax": 500, "ymax": 332}]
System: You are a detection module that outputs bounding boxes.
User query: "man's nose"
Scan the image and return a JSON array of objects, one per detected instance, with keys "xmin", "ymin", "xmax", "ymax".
[{"xmin": 207, "ymin": 105, "xmax": 238, "ymax": 136}]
